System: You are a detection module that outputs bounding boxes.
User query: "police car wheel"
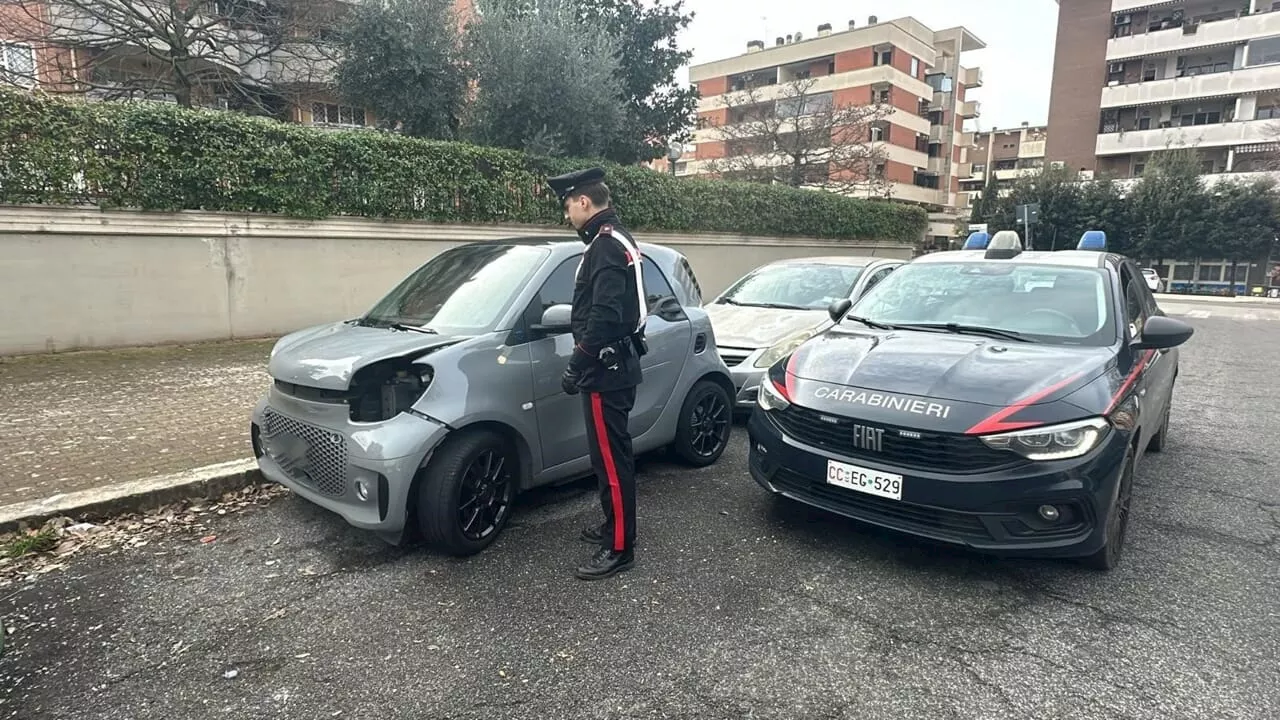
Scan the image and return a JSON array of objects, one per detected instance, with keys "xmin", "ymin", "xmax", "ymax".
[
  {"xmin": 1083, "ymin": 453, "xmax": 1135, "ymax": 571},
  {"xmin": 416, "ymin": 429, "xmax": 518, "ymax": 557},
  {"xmin": 1147, "ymin": 403, "xmax": 1170, "ymax": 453},
  {"xmin": 670, "ymin": 380, "xmax": 733, "ymax": 467}
]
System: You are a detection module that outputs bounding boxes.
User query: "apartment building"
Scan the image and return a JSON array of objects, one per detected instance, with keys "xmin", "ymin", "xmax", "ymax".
[
  {"xmin": 0, "ymin": 0, "xmax": 474, "ymax": 131},
  {"xmin": 1048, "ymin": 0, "xmax": 1280, "ymax": 185},
  {"xmin": 958, "ymin": 122, "xmax": 1049, "ymax": 209},
  {"xmin": 685, "ymin": 16, "xmax": 986, "ymax": 245}
]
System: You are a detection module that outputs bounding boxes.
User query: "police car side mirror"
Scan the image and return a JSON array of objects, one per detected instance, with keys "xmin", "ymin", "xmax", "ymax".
[
  {"xmin": 532, "ymin": 304, "xmax": 573, "ymax": 335},
  {"xmin": 1133, "ymin": 315, "xmax": 1195, "ymax": 350},
  {"xmin": 828, "ymin": 298, "xmax": 853, "ymax": 324}
]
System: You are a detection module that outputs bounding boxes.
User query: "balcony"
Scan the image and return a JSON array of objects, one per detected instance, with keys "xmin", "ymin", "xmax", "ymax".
[
  {"xmin": 890, "ymin": 183, "xmax": 947, "ymax": 205},
  {"xmin": 256, "ymin": 43, "xmax": 341, "ymax": 86},
  {"xmin": 1100, "ymin": 63, "xmax": 1280, "ymax": 109},
  {"xmin": 927, "ymin": 156, "xmax": 948, "ymax": 174},
  {"xmin": 955, "ymin": 161, "xmax": 972, "ymax": 177},
  {"xmin": 960, "ymin": 100, "xmax": 980, "ymax": 118},
  {"xmin": 1019, "ymin": 139, "xmax": 1047, "ymax": 158},
  {"xmin": 929, "ymin": 125, "xmax": 946, "ymax": 142},
  {"xmin": 1108, "ymin": 11, "xmax": 1280, "ymax": 61},
  {"xmin": 1096, "ymin": 118, "xmax": 1278, "ymax": 154},
  {"xmin": 1110, "ymin": 169, "xmax": 1280, "ymax": 191},
  {"xmin": 959, "ymin": 131, "xmax": 977, "ymax": 147},
  {"xmin": 961, "ymin": 66, "xmax": 983, "ymax": 88}
]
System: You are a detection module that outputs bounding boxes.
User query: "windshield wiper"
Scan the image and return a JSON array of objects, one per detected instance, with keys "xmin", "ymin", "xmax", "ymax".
[
  {"xmin": 897, "ymin": 323, "xmax": 1028, "ymax": 342},
  {"xmin": 391, "ymin": 323, "xmax": 439, "ymax": 335},
  {"xmin": 845, "ymin": 315, "xmax": 895, "ymax": 330}
]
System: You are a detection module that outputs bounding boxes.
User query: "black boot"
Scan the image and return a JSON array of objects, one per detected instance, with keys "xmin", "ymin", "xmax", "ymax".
[
  {"xmin": 580, "ymin": 524, "xmax": 604, "ymax": 544},
  {"xmin": 574, "ymin": 545, "xmax": 634, "ymax": 581}
]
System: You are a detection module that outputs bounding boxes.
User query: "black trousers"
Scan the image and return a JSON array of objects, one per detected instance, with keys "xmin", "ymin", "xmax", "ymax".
[{"xmin": 582, "ymin": 386, "xmax": 637, "ymax": 553}]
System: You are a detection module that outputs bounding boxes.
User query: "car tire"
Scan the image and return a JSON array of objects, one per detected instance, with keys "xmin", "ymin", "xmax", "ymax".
[
  {"xmin": 416, "ymin": 429, "xmax": 518, "ymax": 557},
  {"xmin": 669, "ymin": 380, "xmax": 733, "ymax": 467},
  {"xmin": 1083, "ymin": 452, "xmax": 1135, "ymax": 571},
  {"xmin": 1147, "ymin": 402, "xmax": 1170, "ymax": 453}
]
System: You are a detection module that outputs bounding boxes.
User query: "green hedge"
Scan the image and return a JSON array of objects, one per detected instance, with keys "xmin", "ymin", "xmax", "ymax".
[{"xmin": 0, "ymin": 89, "xmax": 927, "ymax": 242}]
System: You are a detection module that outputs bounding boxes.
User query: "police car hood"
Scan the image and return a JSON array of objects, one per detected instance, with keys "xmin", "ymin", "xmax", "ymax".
[
  {"xmin": 268, "ymin": 321, "xmax": 468, "ymax": 390},
  {"xmin": 788, "ymin": 326, "xmax": 1112, "ymax": 409}
]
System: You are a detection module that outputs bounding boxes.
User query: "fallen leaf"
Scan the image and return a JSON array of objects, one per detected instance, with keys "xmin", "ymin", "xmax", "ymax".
[{"xmin": 200, "ymin": 536, "xmax": 217, "ymax": 544}]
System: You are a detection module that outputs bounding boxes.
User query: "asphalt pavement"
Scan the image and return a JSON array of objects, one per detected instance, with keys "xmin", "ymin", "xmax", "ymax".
[{"xmin": 1, "ymin": 314, "xmax": 1277, "ymax": 720}]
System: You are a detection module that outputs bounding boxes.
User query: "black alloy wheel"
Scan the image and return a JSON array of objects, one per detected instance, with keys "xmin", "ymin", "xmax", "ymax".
[
  {"xmin": 458, "ymin": 449, "xmax": 514, "ymax": 542},
  {"xmin": 1084, "ymin": 453, "xmax": 1135, "ymax": 571},
  {"xmin": 671, "ymin": 380, "xmax": 733, "ymax": 467},
  {"xmin": 418, "ymin": 429, "xmax": 518, "ymax": 557}
]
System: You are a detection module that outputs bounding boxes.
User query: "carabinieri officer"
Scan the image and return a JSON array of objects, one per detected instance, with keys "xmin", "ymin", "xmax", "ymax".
[{"xmin": 547, "ymin": 167, "xmax": 647, "ymax": 581}]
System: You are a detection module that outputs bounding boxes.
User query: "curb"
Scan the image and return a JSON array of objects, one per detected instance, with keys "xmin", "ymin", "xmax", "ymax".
[{"xmin": 0, "ymin": 459, "xmax": 263, "ymax": 534}]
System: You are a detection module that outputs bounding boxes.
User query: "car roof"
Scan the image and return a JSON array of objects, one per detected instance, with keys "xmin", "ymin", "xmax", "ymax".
[
  {"xmin": 469, "ymin": 235, "xmax": 687, "ymax": 264},
  {"xmin": 912, "ymin": 249, "xmax": 1115, "ymax": 269},
  {"xmin": 759, "ymin": 255, "xmax": 891, "ymax": 268}
]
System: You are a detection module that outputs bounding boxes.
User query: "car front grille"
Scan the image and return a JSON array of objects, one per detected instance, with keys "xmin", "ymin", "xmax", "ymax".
[
  {"xmin": 261, "ymin": 409, "xmax": 349, "ymax": 497},
  {"xmin": 718, "ymin": 347, "xmax": 753, "ymax": 368},
  {"xmin": 769, "ymin": 404, "xmax": 1022, "ymax": 474},
  {"xmin": 770, "ymin": 468, "xmax": 992, "ymax": 541}
]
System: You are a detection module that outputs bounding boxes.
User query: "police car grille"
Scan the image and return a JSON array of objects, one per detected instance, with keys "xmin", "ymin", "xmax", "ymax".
[
  {"xmin": 718, "ymin": 348, "xmax": 752, "ymax": 368},
  {"xmin": 771, "ymin": 468, "xmax": 991, "ymax": 541},
  {"xmin": 261, "ymin": 410, "xmax": 348, "ymax": 497},
  {"xmin": 771, "ymin": 405, "xmax": 1021, "ymax": 473}
]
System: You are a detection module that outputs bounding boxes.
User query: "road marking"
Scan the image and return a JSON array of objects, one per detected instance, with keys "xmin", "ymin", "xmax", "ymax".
[{"xmin": 1186, "ymin": 310, "xmax": 1212, "ymax": 319}]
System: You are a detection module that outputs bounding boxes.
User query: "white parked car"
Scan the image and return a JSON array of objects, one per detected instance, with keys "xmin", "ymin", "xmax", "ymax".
[
  {"xmin": 1142, "ymin": 268, "xmax": 1164, "ymax": 293},
  {"xmin": 704, "ymin": 256, "xmax": 904, "ymax": 411}
]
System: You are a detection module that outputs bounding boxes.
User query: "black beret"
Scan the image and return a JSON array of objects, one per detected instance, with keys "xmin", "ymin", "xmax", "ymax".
[{"xmin": 547, "ymin": 166, "xmax": 607, "ymax": 203}]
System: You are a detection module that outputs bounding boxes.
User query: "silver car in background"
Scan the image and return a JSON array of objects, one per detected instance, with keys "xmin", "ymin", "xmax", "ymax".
[
  {"xmin": 250, "ymin": 238, "xmax": 736, "ymax": 556},
  {"xmin": 705, "ymin": 256, "xmax": 903, "ymax": 411}
]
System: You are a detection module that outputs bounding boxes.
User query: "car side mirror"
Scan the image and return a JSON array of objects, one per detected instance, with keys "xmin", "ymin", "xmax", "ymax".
[
  {"xmin": 828, "ymin": 298, "xmax": 853, "ymax": 324},
  {"xmin": 1133, "ymin": 315, "xmax": 1194, "ymax": 350},
  {"xmin": 532, "ymin": 304, "xmax": 573, "ymax": 335}
]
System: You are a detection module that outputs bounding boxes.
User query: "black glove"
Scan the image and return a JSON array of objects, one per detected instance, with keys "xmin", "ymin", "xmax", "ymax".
[{"xmin": 561, "ymin": 366, "xmax": 582, "ymax": 395}]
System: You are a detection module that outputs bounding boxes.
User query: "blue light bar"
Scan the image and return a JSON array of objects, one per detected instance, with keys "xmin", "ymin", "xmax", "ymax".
[
  {"xmin": 963, "ymin": 232, "xmax": 991, "ymax": 250},
  {"xmin": 1078, "ymin": 230, "xmax": 1107, "ymax": 251}
]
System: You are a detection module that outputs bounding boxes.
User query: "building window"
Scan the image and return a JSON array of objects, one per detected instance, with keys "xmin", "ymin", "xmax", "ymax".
[
  {"xmin": 1258, "ymin": 103, "xmax": 1280, "ymax": 120},
  {"xmin": 775, "ymin": 91, "xmax": 833, "ymax": 118},
  {"xmin": 312, "ymin": 102, "xmax": 367, "ymax": 127},
  {"xmin": 1247, "ymin": 36, "xmax": 1280, "ymax": 67},
  {"xmin": 0, "ymin": 42, "xmax": 36, "ymax": 88},
  {"xmin": 874, "ymin": 48, "xmax": 893, "ymax": 66},
  {"xmin": 910, "ymin": 58, "xmax": 919, "ymax": 77}
]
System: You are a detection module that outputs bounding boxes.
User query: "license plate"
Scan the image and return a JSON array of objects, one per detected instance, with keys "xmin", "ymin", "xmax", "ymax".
[{"xmin": 826, "ymin": 459, "xmax": 904, "ymax": 501}]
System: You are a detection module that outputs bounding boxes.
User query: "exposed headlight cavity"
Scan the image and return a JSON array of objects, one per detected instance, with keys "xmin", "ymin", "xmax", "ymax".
[
  {"xmin": 348, "ymin": 358, "xmax": 434, "ymax": 422},
  {"xmin": 980, "ymin": 417, "xmax": 1110, "ymax": 461}
]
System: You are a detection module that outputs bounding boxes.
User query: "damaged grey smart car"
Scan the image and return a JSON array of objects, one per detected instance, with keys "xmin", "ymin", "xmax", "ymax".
[{"xmin": 249, "ymin": 238, "xmax": 736, "ymax": 556}]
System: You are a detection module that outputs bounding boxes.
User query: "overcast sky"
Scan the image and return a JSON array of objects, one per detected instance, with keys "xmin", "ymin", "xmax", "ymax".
[{"xmin": 673, "ymin": 0, "xmax": 1061, "ymax": 132}]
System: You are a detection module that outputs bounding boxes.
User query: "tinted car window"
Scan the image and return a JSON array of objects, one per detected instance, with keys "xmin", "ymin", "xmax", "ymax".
[
  {"xmin": 363, "ymin": 244, "xmax": 549, "ymax": 333},
  {"xmin": 537, "ymin": 256, "xmax": 580, "ymax": 312},
  {"xmin": 642, "ymin": 258, "xmax": 677, "ymax": 311},
  {"xmin": 853, "ymin": 261, "xmax": 1117, "ymax": 346},
  {"xmin": 717, "ymin": 262, "xmax": 865, "ymax": 310}
]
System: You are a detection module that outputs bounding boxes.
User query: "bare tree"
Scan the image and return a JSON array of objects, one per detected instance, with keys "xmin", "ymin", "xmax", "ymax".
[
  {"xmin": 701, "ymin": 75, "xmax": 894, "ymax": 197},
  {"xmin": 0, "ymin": 0, "xmax": 341, "ymax": 114}
]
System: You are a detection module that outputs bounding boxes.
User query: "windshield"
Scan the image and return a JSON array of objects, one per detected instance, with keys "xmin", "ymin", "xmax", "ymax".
[
  {"xmin": 717, "ymin": 262, "xmax": 865, "ymax": 310},
  {"xmin": 361, "ymin": 244, "xmax": 549, "ymax": 333},
  {"xmin": 849, "ymin": 261, "xmax": 1117, "ymax": 345}
]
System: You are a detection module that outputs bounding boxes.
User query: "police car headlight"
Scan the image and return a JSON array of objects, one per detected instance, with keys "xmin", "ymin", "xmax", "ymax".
[
  {"xmin": 755, "ymin": 328, "xmax": 818, "ymax": 369},
  {"xmin": 979, "ymin": 418, "xmax": 1110, "ymax": 461}
]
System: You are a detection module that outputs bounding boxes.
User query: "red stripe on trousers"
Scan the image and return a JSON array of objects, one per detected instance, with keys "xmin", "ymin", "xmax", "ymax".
[{"xmin": 591, "ymin": 392, "xmax": 626, "ymax": 552}]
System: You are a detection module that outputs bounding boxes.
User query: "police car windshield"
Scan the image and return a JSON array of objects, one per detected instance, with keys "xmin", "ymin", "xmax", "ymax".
[
  {"xmin": 361, "ymin": 244, "xmax": 549, "ymax": 333},
  {"xmin": 718, "ymin": 262, "xmax": 864, "ymax": 311},
  {"xmin": 850, "ymin": 261, "xmax": 1117, "ymax": 346}
]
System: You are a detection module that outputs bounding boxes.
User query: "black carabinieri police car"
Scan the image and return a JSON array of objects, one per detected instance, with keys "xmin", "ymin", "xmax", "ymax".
[{"xmin": 747, "ymin": 230, "xmax": 1194, "ymax": 570}]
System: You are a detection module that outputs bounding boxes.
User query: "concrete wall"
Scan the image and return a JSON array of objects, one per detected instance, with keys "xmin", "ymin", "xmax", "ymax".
[{"xmin": 0, "ymin": 205, "xmax": 915, "ymax": 356}]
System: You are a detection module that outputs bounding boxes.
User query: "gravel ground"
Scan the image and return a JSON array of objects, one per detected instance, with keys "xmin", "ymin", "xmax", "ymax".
[{"xmin": 0, "ymin": 315, "xmax": 1276, "ymax": 720}]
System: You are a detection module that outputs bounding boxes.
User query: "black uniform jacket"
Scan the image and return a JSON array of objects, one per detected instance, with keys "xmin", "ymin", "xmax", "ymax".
[{"xmin": 569, "ymin": 208, "xmax": 645, "ymax": 392}]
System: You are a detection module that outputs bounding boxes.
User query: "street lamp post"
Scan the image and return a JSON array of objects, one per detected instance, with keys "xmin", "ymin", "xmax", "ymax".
[{"xmin": 667, "ymin": 140, "xmax": 683, "ymax": 177}]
